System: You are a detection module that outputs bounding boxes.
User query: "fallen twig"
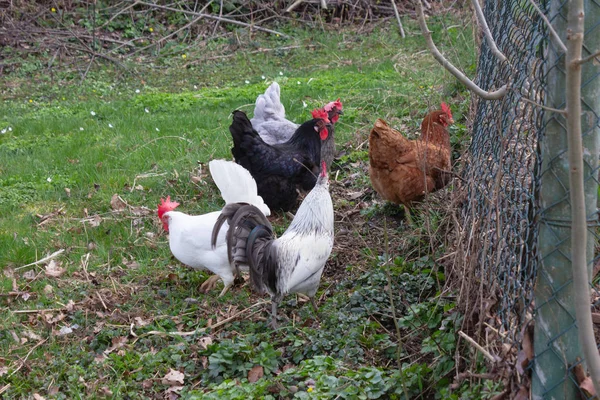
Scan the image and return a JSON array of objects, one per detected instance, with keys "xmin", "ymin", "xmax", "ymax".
[
  {"xmin": 458, "ymin": 330, "xmax": 497, "ymax": 363},
  {"xmin": 135, "ymin": 1, "xmax": 289, "ymax": 38},
  {"xmin": 15, "ymin": 249, "xmax": 65, "ymax": 271},
  {"xmin": 0, "ymin": 384, "xmax": 10, "ymax": 395},
  {"xmin": 8, "ymin": 338, "xmax": 48, "ymax": 378},
  {"xmin": 11, "ymin": 308, "xmax": 66, "ymax": 314},
  {"xmin": 390, "ymin": 1, "xmax": 405, "ymax": 38},
  {"xmin": 143, "ymin": 301, "xmax": 269, "ymax": 337}
]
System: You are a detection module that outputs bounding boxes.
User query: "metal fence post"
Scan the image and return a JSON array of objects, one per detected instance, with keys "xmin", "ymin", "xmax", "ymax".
[{"xmin": 533, "ymin": 0, "xmax": 600, "ymax": 397}]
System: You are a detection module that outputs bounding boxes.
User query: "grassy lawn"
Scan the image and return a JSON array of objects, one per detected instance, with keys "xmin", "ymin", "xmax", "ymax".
[{"xmin": 0, "ymin": 15, "xmax": 498, "ymax": 399}]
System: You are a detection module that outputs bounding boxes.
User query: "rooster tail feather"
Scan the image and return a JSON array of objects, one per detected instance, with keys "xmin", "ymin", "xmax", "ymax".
[
  {"xmin": 253, "ymin": 82, "xmax": 285, "ymax": 122},
  {"xmin": 209, "ymin": 159, "xmax": 271, "ymax": 216},
  {"xmin": 217, "ymin": 203, "xmax": 274, "ymax": 283},
  {"xmin": 246, "ymin": 225, "xmax": 276, "ymax": 293}
]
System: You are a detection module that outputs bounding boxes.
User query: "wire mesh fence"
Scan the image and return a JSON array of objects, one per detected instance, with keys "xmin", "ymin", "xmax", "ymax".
[{"xmin": 453, "ymin": 0, "xmax": 599, "ymax": 396}]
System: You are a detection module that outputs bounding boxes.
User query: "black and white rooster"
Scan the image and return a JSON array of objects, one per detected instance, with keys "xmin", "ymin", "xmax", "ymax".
[{"xmin": 211, "ymin": 161, "xmax": 334, "ymax": 327}]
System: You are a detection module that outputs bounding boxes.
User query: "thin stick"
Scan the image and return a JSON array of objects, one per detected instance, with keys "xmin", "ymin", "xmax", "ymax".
[
  {"xmin": 521, "ymin": 96, "xmax": 567, "ymax": 115},
  {"xmin": 0, "ymin": 384, "xmax": 10, "ymax": 395},
  {"xmin": 470, "ymin": 0, "xmax": 506, "ymax": 63},
  {"xmin": 8, "ymin": 339, "xmax": 48, "ymax": 378},
  {"xmin": 144, "ymin": 301, "xmax": 269, "ymax": 337},
  {"xmin": 96, "ymin": 292, "xmax": 108, "ymax": 310},
  {"xmin": 390, "ymin": 0, "xmax": 405, "ymax": 38},
  {"xmin": 129, "ymin": 0, "xmax": 214, "ymax": 56},
  {"xmin": 576, "ymin": 49, "xmax": 600, "ymax": 65},
  {"xmin": 286, "ymin": 0, "xmax": 304, "ymax": 12},
  {"xmin": 11, "ymin": 308, "xmax": 65, "ymax": 314},
  {"xmin": 414, "ymin": 0, "xmax": 507, "ymax": 100},
  {"xmin": 527, "ymin": 0, "xmax": 567, "ymax": 53},
  {"xmin": 15, "ymin": 249, "xmax": 65, "ymax": 271},
  {"xmin": 458, "ymin": 330, "xmax": 496, "ymax": 363},
  {"xmin": 136, "ymin": 1, "xmax": 288, "ymax": 38}
]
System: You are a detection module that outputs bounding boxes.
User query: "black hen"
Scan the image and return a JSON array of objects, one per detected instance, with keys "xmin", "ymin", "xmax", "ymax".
[{"xmin": 229, "ymin": 110, "xmax": 329, "ymax": 211}]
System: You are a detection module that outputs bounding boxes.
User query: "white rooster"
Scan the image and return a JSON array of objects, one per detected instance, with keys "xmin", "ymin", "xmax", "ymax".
[
  {"xmin": 251, "ymin": 82, "xmax": 343, "ymax": 168},
  {"xmin": 157, "ymin": 160, "xmax": 270, "ymax": 297},
  {"xmin": 212, "ymin": 161, "xmax": 334, "ymax": 326}
]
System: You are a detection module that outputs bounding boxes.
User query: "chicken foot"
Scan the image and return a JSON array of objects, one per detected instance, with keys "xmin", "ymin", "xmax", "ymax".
[
  {"xmin": 199, "ymin": 275, "xmax": 221, "ymax": 293},
  {"xmin": 310, "ymin": 297, "xmax": 321, "ymax": 319}
]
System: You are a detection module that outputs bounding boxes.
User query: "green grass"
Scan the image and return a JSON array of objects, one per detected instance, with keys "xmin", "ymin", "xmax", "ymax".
[{"xmin": 0, "ymin": 17, "xmax": 496, "ymax": 399}]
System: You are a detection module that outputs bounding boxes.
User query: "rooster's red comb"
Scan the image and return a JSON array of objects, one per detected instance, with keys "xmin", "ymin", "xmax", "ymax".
[
  {"xmin": 441, "ymin": 102, "xmax": 452, "ymax": 119},
  {"xmin": 324, "ymin": 98, "xmax": 343, "ymax": 112},
  {"xmin": 311, "ymin": 108, "xmax": 330, "ymax": 123},
  {"xmin": 157, "ymin": 196, "xmax": 179, "ymax": 218}
]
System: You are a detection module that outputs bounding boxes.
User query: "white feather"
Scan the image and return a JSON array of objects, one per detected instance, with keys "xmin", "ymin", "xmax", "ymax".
[
  {"xmin": 208, "ymin": 159, "xmax": 271, "ymax": 216},
  {"xmin": 274, "ymin": 181, "xmax": 334, "ymax": 297},
  {"xmin": 250, "ymin": 82, "xmax": 299, "ymax": 145}
]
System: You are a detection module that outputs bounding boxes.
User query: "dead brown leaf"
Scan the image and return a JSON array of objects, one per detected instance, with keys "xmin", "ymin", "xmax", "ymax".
[
  {"xmin": 45, "ymin": 260, "xmax": 66, "ymax": 278},
  {"xmin": 162, "ymin": 369, "xmax": 185, "ymax": 386},
  {"xmin": 198, "ymin": 337, "xmax": 212, "ymax": 350},
  {"xmin": 32, "ymin": 394, "xmax": 46, "ymax": 400},
  {"xmin": 0, "ymin": 366, "xmax": 8, "ymax": 376},
  {"xmin": 43, "ymin": 312, "xmax": 66, "ymax": 325},
  {"xmin": 142, "ymin": 379, "xmax": 153, "ymax": 389},
  {"xmin": 22, "ymin": 270, "xmax": 36, "ymax": 281},
  {"xmin": 513, "ymin": 385, "xmax": 529, "ymax": 400},
  {"xmin": 247, "ymin": 365, "xmax": 264, "ymax": 383},
  {"xmin": 134, "ymin": 317, "xmax": 149, "ymax": 327},
  {"xmin": 104, "ymin": 336, "xmax": 128, "ymax": 355},
  {"xmin": 87, "ymin": 215, "xmax": 102, "ymax": 227},
  {"xmin": 110, "ymin": 194, "xmax": 127, "ymax": 211}
]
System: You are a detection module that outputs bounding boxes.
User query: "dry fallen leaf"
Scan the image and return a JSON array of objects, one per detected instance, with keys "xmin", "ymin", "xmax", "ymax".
[
  {"xmin": 32, "ymin": 394, "xmax": 46, "ymax": 400},
  {"xmin": 198, "ymin": 336, "xmax": 213, "ymax": 350},
  {"xmin": 43, "ymin": 312, "xmax": 66, "ymax": 325},
  {"xmin": 110, "ymin": 194, "xmax": 127, "ymax": 211},
  {"xmin": 56, "ymin": 326, "xmax": 73, "ymax": 336},
  {"xmin": 134, "ymin": 317, "xmax": 149, "ymax": 327},
  {"xmin": 247, "ymin": 365, "xmax": 264, "ymax": 383},
  {"xmin": 104, "ymin": 336, "xmax": 128, "ymax": 355},
  {"xmin": 23, "ymin": 331, "xmax": 42, "ymax": 341},
  {"xmin": 45, "ymin": 260, "xmax": 66, "ymax": 278},
  {"xmin": 23, "ymin": 270, "xmax": 36, "ymax": 281},
  {"xmin": 88, "ymin": 215, "xmax": 102, "ymax": 227},
  {"xmin": 162, "ymin": 369, "xmax": 185, "ymax": 385},
  {"xmin": 0, "ymin": 366, "xmax": 8, "ymax": 376}
]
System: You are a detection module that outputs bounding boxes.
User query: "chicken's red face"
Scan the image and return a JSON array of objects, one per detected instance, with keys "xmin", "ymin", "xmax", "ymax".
[
  {"xmin": 315, "ymin": 119, "xmax": 329, "ymax": 140},
  {"xmin": 324, "ymin": 99, "xmax": 343, "ymax": 124},
  {"xmin": 311, "ymin": 108, "xmax": 330, "ymax": 140},
  {"xmin": 439, "ymin": 102, "xmax": 454, "ymax": 127},
  {"xmin": 157, "ymin": 196, "xmax": 180, "ymax": 231}
]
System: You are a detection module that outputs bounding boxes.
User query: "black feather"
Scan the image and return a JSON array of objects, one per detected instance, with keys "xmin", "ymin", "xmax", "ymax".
[{"xmin": 228, "ymin": 110, "xmax": 324, "ymax": 211}]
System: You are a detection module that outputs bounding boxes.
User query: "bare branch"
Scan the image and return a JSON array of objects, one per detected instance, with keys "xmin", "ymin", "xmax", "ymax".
[
  {"xmin": 576, "ymin": 49, "xmax": 600, "ymax": 65},
  {"xmin": 566, "ymin": 0, "xmax": 600, "ymax": 393},
  {"xmin": 414, "ymin": 0, "xmax": 507, "ymax": 100},
  {"xmin": 470, "ymin": 0, "xmax": 507, "ymax": 64},
  {"xmin": 135, "ymin": 1, "xmax": 289, "ymax": 38},
  {"xmin": 521, "ymin": 96, "xmax": 567, "ymax": 115},
  {"xmin": 527, "ymin": 0, "xmax": 567, "ymax": 53},
  {"xmin": 286, "ymin": 0, "xmax": 304, "ymax": 12},
  {"xmin": 390, "ymin": 1, "xmax": 406, "ymax": 38}
]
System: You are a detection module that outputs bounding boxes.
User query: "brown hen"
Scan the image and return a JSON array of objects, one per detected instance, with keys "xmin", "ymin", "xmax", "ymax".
[{"xmin": 368, "ymin": 103, "xmax": 454, "ymax": 210}]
